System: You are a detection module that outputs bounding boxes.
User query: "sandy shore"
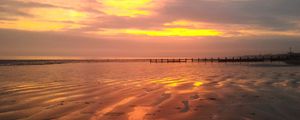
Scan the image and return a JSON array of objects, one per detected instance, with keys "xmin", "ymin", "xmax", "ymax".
[{"xmin": 0, "ymin": 63, "xmax": 299, "ymax": 120}]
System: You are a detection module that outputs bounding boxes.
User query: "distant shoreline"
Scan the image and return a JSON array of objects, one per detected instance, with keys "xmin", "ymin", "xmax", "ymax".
[
  {"xmin": 0, "ymin": 59, "xmax": 290, "ymax": 66},
  {"xmin": 1, "ymin": 52, "xmax": 299, "ymax": 66},
  {"xmin": 0, "ymin": 59, "xmax": 150, "ymax": 66}
]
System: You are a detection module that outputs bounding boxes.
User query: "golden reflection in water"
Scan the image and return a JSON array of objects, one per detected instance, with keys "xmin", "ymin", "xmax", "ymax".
[
  {"xmin": 152, "ymin": 78, "xmax": 204, "ymax": 88},
  {"xmin": 90, "ymin": 96, "xmax": 136, "ymax": 120},
  {"xmin": 151, "ymin": 77, "xmax": 186, "ymax": 87},
  {"xmin": 167, "ymin": 83, "xmax": 178, "ymax": 87},
  {"xmin": 193, "ymin": 81, "xmax": 203, "ymax": 87},
  {"xmin": 175, "ymin": 81, "xmax": 204, "ymax": 94},
  {"xmin": 128, "ymin": 106, "xmax": 151, "ymax": 120},
  {"xmin": 152, "ymin": 77, "xmax": 205, "ymax": 94}
]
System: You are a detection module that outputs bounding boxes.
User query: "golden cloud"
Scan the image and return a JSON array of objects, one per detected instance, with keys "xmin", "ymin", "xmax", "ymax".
[
  {"xmin": 90, "ymin": 27, "xmax": 222, "ymax": 37},
  {"xmin": 99, "ymin": 0, "xmax": 154, "ymax": 17},
  {"xmin": 0, "ymin": 8, "xmax": 88, "ymax": 31}
]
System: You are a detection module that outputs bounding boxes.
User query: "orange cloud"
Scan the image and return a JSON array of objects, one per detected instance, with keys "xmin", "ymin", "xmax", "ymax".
[
  {"xmin": 2, "ymin": 1, "xmax": 299, "ymax": 38},
  {"xmin": 163, "ymin": 20, "xmax": 209, "ymax": 28},
  {"xmin": 88, "ymin": 19, "xmax": 223, "ymax": 37},
  {"xmin": 0, "ymin": 8, "xmax": 88, "ymax": 31},
  {"xmin": 28, "ymin": 8, "xmax": 87, "ymax": 22},
  {"xmin": 0, "ymin": 19, "xmax": 83, "ymax": 31}
]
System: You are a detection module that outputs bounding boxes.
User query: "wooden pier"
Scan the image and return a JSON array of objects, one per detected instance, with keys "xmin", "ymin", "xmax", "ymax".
[
  {"xmin": 1, "ymin": 52, "xmax": 298, "ymax": 66},
  {"xmin": 149, "ymin": 53, "xmax": 299, "ymax": 63}
]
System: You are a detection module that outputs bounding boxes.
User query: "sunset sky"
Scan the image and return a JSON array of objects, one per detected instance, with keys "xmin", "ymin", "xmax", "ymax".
[{"xmin": 1, "ymin": 0, "xmax": 300, "ymax": 59}]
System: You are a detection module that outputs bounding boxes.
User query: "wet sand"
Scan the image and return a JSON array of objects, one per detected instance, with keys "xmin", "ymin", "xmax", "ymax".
[{"xmin": 0, "ymin": 62, "xmax": 299, "ymax": 120}]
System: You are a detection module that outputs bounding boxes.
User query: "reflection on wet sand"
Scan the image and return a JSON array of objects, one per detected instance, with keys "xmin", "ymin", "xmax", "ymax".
[
  {"xmin": 0, "ymin": 63, "xmax": 299, "ymax": 120},
  {"xmin": 90, "ymin": 96, "xmax": 136, "ymax": 120},
  {"xmin": 193, "ymin": 81, "xmax": 203, "ymax": 87},
  {"xmin": 128, "ymin": 106, "xmax": 151, "ymax": 120},
  {"xmin": 151, "ymin": 77, "xmax": 187, "ymax": 87}
]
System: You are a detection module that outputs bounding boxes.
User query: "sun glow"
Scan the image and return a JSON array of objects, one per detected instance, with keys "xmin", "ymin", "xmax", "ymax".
[
  {"xmin": 125, "ymin": 28, "xmax": 221, "ymax": 37},
  {"xmin": 99, "ymin": 0, "xmax": 153, "ymax": 17},
  {"xmin": 90, "ymin": 28, "xmax": 222, "ymax": 37}
]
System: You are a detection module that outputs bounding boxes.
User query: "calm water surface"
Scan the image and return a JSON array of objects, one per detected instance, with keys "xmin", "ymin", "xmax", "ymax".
[{"xmin": 0, "ymin": 62, "xmax": 299, "ymax": 120}]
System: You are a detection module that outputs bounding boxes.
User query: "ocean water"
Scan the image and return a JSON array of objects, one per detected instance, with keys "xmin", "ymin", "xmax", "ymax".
[{"xmin": 0, "ymin": 62, "xmax": 299, "ymax": 120}]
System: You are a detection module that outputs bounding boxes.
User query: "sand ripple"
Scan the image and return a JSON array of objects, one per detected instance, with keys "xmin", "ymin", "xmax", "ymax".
[{"xmin": 0, "ymin": 63, "xmax": 299, "ymax": 120}]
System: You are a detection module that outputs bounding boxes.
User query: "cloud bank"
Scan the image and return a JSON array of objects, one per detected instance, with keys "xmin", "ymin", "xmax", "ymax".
[{"xmin": 1, "ymin": 0, "xmax": 300, "ymax": 58}]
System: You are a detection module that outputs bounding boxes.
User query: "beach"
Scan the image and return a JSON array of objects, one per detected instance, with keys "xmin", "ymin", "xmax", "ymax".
[{"xmin": 0, "ymin": 62, "xmax": 299, "ymax": 120}]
